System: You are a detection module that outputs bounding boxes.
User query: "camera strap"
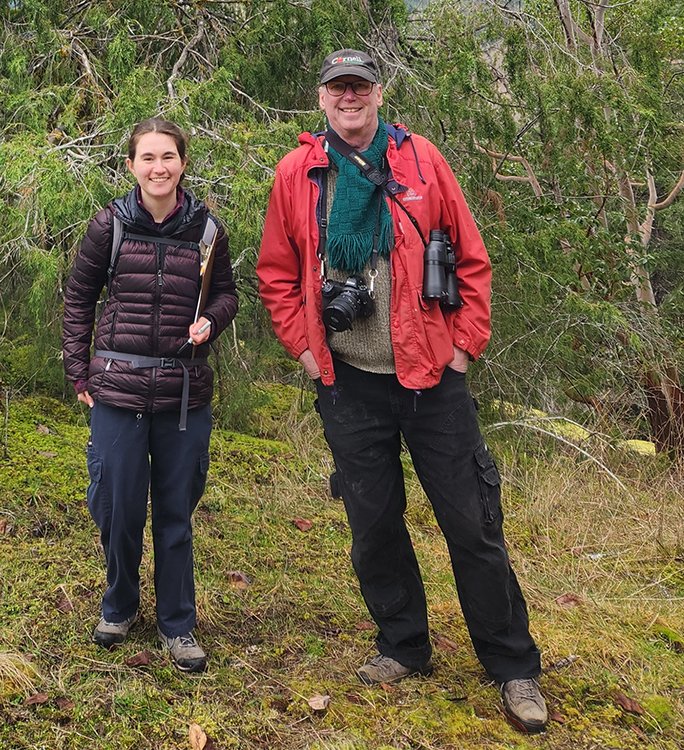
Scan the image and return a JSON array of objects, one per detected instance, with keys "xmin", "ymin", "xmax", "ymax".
[
  {"xmin": 317, "ymin": 160, "xmax": 328, "ymax": 279},
  {"xmin": 324, "ymin": 129, "xmax": 427, "ymax": 247}
]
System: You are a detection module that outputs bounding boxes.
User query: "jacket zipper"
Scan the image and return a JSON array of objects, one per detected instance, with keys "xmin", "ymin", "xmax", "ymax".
[{"xmin": 149, "ymin": 242, "xmax": 164, "ymax": 409}]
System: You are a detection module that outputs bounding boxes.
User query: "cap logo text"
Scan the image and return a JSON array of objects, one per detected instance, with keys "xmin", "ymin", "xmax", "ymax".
[{"xmin": 332, "ymin": 56, "xmax": 365, "ymax": 65}]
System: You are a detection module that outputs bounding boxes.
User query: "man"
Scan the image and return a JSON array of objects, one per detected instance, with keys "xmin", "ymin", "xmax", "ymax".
[{"xmin": 257, "ymin": 49, "xmax": 548, "ymax": 733}]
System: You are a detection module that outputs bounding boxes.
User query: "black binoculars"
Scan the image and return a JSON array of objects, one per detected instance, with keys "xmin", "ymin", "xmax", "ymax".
[{"xmin": 422, "ymin": 230, "xmax": 462, "ymax": 308}]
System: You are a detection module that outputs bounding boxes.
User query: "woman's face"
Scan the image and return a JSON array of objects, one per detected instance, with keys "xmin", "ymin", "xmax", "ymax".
[{"xmin": 126, "ymin": 132, "xmax": 187, "ymax": 205}]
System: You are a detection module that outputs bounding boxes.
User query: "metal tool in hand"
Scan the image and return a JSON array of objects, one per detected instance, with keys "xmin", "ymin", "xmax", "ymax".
[
  {"xmin": 177, "ymin": 217, "xmax": 219, "ymax": 357},
  {"xmin": 177, "ymin": 320, "xmax": 211, "ymax": 355}
]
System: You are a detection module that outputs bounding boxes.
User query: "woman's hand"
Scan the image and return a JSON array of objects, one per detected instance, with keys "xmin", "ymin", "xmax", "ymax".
[
  {"xmin": 77, "ymin": 390, "xmax": 95, "ymax": 408},
  {"xmin": 188, "ymin": 316, "xmax": 212, "ymax": 345}
]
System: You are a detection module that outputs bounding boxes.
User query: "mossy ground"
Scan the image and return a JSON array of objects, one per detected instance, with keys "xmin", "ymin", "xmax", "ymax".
[{"xmin": 1, "ymin": 391, "xmax": 683, "ymax": 749}]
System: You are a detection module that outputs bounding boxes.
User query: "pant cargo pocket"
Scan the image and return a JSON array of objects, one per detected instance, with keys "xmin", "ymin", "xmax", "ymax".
[
  {"xmin": 191, "ymin": 451, "xmax": 210, "ymax": 505},
  {"xmin": 474, "ymin": 441, "xmax": 502, "ymax": 525}
]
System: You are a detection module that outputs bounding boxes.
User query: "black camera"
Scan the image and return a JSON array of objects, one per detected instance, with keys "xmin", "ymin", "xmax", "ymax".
[
  {"xmin": 422, "ymin": 230, "xmax": 462, "ymax": 309},
  {"xmin": 321, "ymin": 275, "xmax": 375, "ymax": 333}
]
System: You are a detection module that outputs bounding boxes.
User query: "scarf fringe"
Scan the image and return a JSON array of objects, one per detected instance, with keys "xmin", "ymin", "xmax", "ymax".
[{"xmin": 327, "ymin": 220, "xmax": 393, "ymax": 276}]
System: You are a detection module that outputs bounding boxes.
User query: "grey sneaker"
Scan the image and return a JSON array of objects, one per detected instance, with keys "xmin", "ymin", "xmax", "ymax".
[
  {"xmin": 501, "ymin": 678, "xmax": 548, "ymax": 733},
  {"xmin": 92, "ymin": 611, "xmax": 139, "ymax": 649},
  {"xmin": 357, "ymin": 653, "xmax": 433, "ymax": 685},
  {"xmin": 157, "ymin": 628, "xmax": 207, "ymax": 673}
]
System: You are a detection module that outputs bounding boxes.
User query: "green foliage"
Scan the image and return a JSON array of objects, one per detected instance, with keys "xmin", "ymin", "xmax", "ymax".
[{"xmin": 0, "ymin": 0, "xmax": 682, "ymax": 443}]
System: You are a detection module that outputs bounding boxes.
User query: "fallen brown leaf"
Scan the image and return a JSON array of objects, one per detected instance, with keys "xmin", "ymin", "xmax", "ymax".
[
  {"xmin": 292, "ymin": 518, "xmax": 312, "ymax": 532},
  {"xmin": 125, "ymin": 650, "xmax": 152, "ymax": 667},
  {"xmin": 354, "ymin": 620, "xmax": 375, "ymax": 631},
  {"xmin": 614, "ymin": 691, "xmax": 644, "ymax": 715},
  {"xmin": 25, "ymin": 693, "xmax": 49, "ymax": 706},
  {"xmin": 55, "ymin": 593, "xmax": 74, "ymax": 613},
  {"xmin": 189, "ymin": 722, "xmax": 207, "ymax": 750},
  {"xmin": 549, "ymin": 710, "xmax": 566, "ymax": 724},
  {"xmin": 554, "ymin": 592, "xmax": 582, "ymax": 608},
  {"xmin": 307, "ymin": 693, "xmax": 331, "ymax": 712},
  {"xmin": 544, "ymin": 654, "xmax": 579, "ymax": 672},
  {"xmin": 227, "ymin": 571, "xmax": 251, "ymax": 589},
  {"xmin": 433, "ymin": 632, "xmax": 459, "ymax": 652},
  {"xmin": 0, "ymin": 518, "xmax": 12, "ymax": 534},
  {"xmin": 55, "ymin": 697, "xmax": 75, "ymax": 711},
  {"xmin": 631, "ymin": 725, "xmax": 648, "ymax": 741}
]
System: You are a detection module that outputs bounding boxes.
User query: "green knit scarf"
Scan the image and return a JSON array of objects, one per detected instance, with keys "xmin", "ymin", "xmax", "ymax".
[{"xmin": 326, "ymin": 117, "xmax": 394, "ymax": 274}]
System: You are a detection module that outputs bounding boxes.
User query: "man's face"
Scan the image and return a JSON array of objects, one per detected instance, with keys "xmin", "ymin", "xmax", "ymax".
[{"xmin": 319, "ymin": 75, "xmax": 383, "ymax": 147}]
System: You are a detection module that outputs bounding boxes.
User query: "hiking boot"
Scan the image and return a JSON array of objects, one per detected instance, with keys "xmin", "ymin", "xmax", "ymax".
[
  {"xmin": 356, "ymin": 653, "xmax": 433, "ymax": 685},
  {"xmin": 92, "ymin": 611, "xmax": 139, "ymax": 649},
  {"xmin": 157, "ymin": 628, "xmax": 207, "ymax": 673},
  {"xmin": 501, "ymin": 678, "xmax": 548, "ymax": 733}
]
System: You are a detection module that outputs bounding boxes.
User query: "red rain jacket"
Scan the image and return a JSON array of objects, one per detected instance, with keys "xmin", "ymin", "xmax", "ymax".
[{"xmin": 257, "ymin": 124, "xmax": 491, "ymax": 389}]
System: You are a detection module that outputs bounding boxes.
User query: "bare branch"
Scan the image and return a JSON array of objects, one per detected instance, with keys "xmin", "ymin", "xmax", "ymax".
[
  {"xmin": 653, "ymin": 170, "xmax": 684, "ymax": 211},
  {"xmin": 475, "ymin": 144, "xmax": 543, "ymax": 197},
  {"xmin": 167, "ymin": 18, "xmax": 206, "ymax": 100}
]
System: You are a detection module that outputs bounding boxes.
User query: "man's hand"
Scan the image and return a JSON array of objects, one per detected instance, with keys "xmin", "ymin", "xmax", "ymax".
[
  {"xmin": 77, "ymin": 390, "xmax": 95, "ymax": 408},
  {"xmin": 298, "ymin": 349, "xmax": 320, "ymax": 380},
  {"xmin": 447, "ymin": 346, "xmax": 469, "ymax": 373}
]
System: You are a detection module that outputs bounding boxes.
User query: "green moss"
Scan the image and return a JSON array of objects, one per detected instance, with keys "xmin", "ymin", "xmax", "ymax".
[
  {"xmin": 641, "ymin": 694, "xmax": 675, "ymax": 731},
  {"xmin": 1, "ymin": 394, "xmax": 684, "ymax": 749},
  {"xmin": 651, "ymin": 621, "xmax": 684, "ymax": 653}
]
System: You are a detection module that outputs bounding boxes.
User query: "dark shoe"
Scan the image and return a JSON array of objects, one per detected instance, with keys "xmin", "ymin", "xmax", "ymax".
[
  {"xmin": 357, "ymin": 653, "xmax": 433, "ymax": 685},
  {"xmin": 158, "ymin": 628, "xmax": 207, "ymax": 673},
  {"xmin": 501, "ymin": 678, "xmax": 548, "ymax": 733},
  {"xmin": 92, "ymin": 611, "xmax": 139, "ymax": 649}
]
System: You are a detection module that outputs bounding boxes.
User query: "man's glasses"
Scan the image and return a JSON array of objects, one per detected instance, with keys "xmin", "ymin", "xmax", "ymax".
[{"xmin": 324, "ymin": 80, "xmax": 375, "ymax": 97}]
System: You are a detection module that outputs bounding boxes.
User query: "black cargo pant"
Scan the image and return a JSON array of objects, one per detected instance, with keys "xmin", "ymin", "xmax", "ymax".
[
  {"xmin": 315, "ymin": 359, "xmax": 541, "ymax": 683},
  {"xmin": 86, "ymin": 402, "xmax": 212, "ymax": 637}
]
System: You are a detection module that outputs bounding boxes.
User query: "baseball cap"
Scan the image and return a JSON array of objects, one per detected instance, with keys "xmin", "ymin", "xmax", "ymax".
[{"xmin": 319, "ymin": 49, "xmax": 379, "ymax": 85}]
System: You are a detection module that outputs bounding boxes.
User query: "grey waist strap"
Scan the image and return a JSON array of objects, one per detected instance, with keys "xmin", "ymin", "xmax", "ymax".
[{"xmin": 94, "ymin": 350, "xmax": 208, "ymax": 432}]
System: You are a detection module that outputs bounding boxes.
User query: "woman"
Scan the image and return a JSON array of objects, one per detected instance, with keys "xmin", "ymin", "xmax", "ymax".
[{"xmin": 63, "ymin": 118, "xmax": 238, "ymax": 673}]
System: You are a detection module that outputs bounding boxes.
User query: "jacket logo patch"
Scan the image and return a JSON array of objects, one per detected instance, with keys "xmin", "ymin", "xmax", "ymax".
[{"xmin": 402, "ymin": 187, "xmax": 423, "ymax": 202}]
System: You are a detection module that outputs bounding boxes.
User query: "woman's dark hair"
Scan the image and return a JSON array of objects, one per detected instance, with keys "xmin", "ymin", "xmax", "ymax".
[{"xmin": 128, "ymin": 118, "xmax": 189, "ymax": 161}]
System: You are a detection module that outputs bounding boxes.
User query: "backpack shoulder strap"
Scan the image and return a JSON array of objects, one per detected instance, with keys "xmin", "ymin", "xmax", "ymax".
[
  {"xmin": 107, "ymin": 215, "xmax": 124, "ymax": 290},
  {"xmin": 106, "ymin": 214, "xmax": 218, "ymax": 292}
]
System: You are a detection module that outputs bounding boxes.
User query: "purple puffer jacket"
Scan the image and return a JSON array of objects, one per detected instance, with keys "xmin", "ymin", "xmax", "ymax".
[{"xmin": 62, "ymin": 188, "xmax": 238, "ymax": 412}]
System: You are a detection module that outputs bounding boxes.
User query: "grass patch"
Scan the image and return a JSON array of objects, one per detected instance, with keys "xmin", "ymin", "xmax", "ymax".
[{"xmin": 0, "ymin": 394, "xmax": 682, "ymax": 749}]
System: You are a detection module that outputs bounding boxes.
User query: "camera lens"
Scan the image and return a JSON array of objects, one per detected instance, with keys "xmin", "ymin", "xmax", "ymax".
[{"xmin": 322, "ymin": 291, "xmax": 361, "ymax": 332}]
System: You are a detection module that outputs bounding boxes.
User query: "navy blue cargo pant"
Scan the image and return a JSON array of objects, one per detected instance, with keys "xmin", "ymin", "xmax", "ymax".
[
  {"xmin": 86, "ymin": 402, "xmax": 212, "ymax": 637},
  {"xmin": 315, "ymin": 359, "xmax": 540, "ymax": 683}
]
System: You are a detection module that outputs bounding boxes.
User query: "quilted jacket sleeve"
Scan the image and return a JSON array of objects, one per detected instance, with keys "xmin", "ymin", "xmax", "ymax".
[{"xmin": 62, "ymin": 207, "xmax": 113, "ymax": 385}]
